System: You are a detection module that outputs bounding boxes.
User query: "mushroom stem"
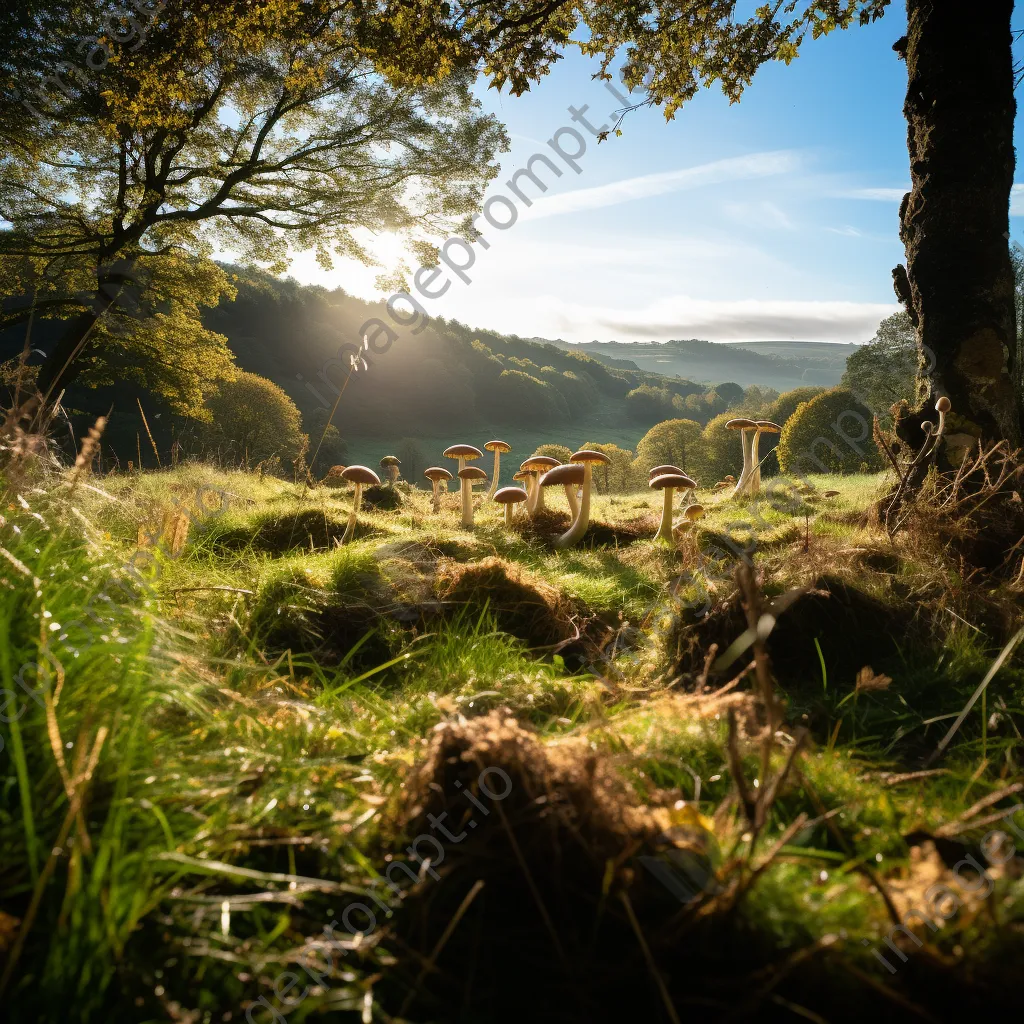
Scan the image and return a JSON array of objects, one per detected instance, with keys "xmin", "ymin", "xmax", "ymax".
[
  {"xmin": 732, "ymin": 429, "xmax": 754, "ymax": 498},
  {"xmin": 341, "ymin": 482, "xmax": 362, "ymax": 544},
  {"xmin": 527, "ymin": 473, "xmax": 547, "ymax": 515},
  {"xmin": 654, "ymin": 485, "xmax": 675, "ymax": 543},
  {"xmin": 505, "ymin": 502, "xmax": 514, "ymax": 528},
  {"xmin": 555, "ymin": 464, "xmax": 592, "ymax": 548},
  {"xmin": 431, "ymin": 480, "xmax": 441, "ymax": 513},
  {"xmin": 461, "ymin": 477, "xmax": 474, "ymax": 529},
  {"xmin": 487, "ymin": 451, "xmax": 501, "ymax": 499},
  {"xmin": 563, "ymin": 483, "xmax": 580, "ymax": 520},
  {"xmin": 749, "ymin": 430, "xmax": 763, "ymax": 496}
]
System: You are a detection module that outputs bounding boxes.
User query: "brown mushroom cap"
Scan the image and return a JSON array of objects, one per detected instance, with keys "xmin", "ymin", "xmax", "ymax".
[
  {"xmin": 569, "ymin": 449, "xmax": 612, "ymax": 465},
  {"xmin": 539, "ymin": 463, "xmax": 585, "ymax": 487},
  {"xmin": 458, "ymin": 466, "xmax": 488, "ymax": 482},
  {"xmin": 823, "ymin": 490, "xmax": 840, "ymax": 498},
  {"xmin": 755, "ymin": 420, "xmax": 782, "ymax": 433},
  {"xmin": 684, "ymin": 503, "xmax": 705, "ymax": 521},
  {"xmin": 520, "ymin": 455, "xmax": 560, "ymax": 472},
  {"xmin": 341, "ymin": 465, "xmax": 381, "ymax": 486},
  {"xmin": 423, "ymin": 467, "xmax": 452, "ymax": 482},
  {"xmin": 724, "ymin": 475, "xmax": 735, "ymax": 483},
  {"xmin": 444, "ymin": 444, "xmax": 484, "ymax": 461},
  {"xmin": 493, "ymin": 486, "xmax": 529, "ymax": 504},
  {"xmin": 485, "ymin": 440, "xmax": 512, "ymax": 453},
  {"xmin": 380, "ymin": 455, "xmax": 400, "ymax": 466},
  {"xmin": 649, "ymin": 472, "xmax": 697, "ymax": 491},
  {"xmin": 921, "ymin": 420, "xmax": 934, "ymax": 433},
  {"xmin": 726, "ymin": 418, "xmax": 757, "ymax": 430},
  {"xmin": 648, "ymin": 464, "xmax": 685, "ymax": 478},
  {"xmin": 935, "ymin": 396, "xmax": 951, "ymax": 413},
  {"xmin": 512, "ymin": 470, "xmax": 531, "ymax": 482}
]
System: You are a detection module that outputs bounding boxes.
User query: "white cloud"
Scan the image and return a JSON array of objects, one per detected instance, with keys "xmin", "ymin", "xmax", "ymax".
[
  {"xmin": 1011, "ymin": 184, "xmax": 1024, "ymax": 216},
  {"xmin": 519, "ymin": 150, "xmax": 802, "ymax": 221},
  {"xmin": 722, "ymin": 200, "xmax": 794, "ymax": 230},
  {"xmin": 839, "ymin": 187, "xmax": 908, "ymax": 202},
  {"xmin": 537, "ymin": 295, "xmax": 900, "ymax": 344}
]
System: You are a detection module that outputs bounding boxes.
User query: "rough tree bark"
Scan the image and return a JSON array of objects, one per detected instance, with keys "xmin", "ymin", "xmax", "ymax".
[{"xmin": 893, "ymin": 0, "xmax": 1021, "ymax": 447}]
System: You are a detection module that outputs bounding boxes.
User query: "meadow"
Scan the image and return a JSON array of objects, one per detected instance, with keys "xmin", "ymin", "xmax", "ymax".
[{"xmin": 3, "ymin": 459, "xmax": 1023, "ymax": 1022}]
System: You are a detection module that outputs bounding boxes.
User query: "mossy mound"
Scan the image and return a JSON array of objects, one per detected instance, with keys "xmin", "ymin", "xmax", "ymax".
[
  {"xmin": 209, "ymin": 508, "xmax": 380, "ymax": 553},
  {"xmin": 362, "ymin": 484, "xmax": 403, "ymax": 510},
  {"xmin": 513, "ymin": 506, "xmax": 654, "ymax": 548}
]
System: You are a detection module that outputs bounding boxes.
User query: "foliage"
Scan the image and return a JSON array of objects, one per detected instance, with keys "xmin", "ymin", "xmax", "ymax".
[
  {"xmin": 625, "ymin": 384, "xmax": 677, "ymax": 422},
  {"xmin": 201, "ymin": 371, "xmax": 305, "ymax": 470},
  {"xmin": 581, "ymin": 441, "xmax": 638, "ymax": 493},
  {"xmin": 533, "ymin": 444, "xmax": 573, "ymax": 462},
  {"xmin": 693, "ymin": 412, "xmax": 743, "ymax": 484},
  {"xmin": 305, "ymin": 407, "xmax": 349, "ymax": 476},
  {"xmin": 775, "ymin": 387, "xmax": 884, "ymax": 476},
  {"xmin": 841, "ymin": 312, "xmax": 919, "ymax": 425},
  {"xmin": 633, "ymin": 418, "xmax": 703, "ymax": 478},
  {"xmin": 395, "ymin": 437, "xmax": 426, "ymax": 481}
]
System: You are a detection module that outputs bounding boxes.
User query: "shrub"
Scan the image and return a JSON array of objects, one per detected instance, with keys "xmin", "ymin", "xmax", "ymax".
[
  {"xmin": 775, "ymin": 387, "xmax": 884, "ymax": 476},
  {"xmin": 758, "ymin": 386, "xmax": 829, "ymax": 475},
  {"xmin": 533, "ymin": 444, "xmax": 573, "ymax": 462},
  {"xmin": 633, "ymin": 418, "xmax": 703, "ymax": 478},
  {"xmin": 581, "ymin": 442, "xmax": 638, "ymax": 492},
  {"xmin": 692, "ymin": 413, "xmax": 743, "ymax": 484},
  {"xmin": 202, "ymin": 371, "xmax": 305, "ymax": 471},
  {"xmin": 625, "ymin": 384, "xmax": 676, "ymax": 422},
  {"xmin": 840, "ymin": 311, "xmax": 919, "ymax": 423}
]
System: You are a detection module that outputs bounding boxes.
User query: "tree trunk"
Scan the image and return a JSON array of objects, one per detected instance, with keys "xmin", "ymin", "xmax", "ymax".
[
  {"xmin": 895, "ymin": 0, "xmax": 1020, "ymax": 447},
  {"xmin": 34, "ymin": 309, "xmax": 98, "ymax": 402}
]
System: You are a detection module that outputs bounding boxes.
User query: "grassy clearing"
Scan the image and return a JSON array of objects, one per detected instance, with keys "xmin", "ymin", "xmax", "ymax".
[{"xmin": 3, "ymin": 463, "xmax": 1024, "ymax": 1021}]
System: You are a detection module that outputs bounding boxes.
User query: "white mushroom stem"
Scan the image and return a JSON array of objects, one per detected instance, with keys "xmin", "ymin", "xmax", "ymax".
[
  {"xmin": 749, "ymin": 429, "xmax": 763, "ymax": 496},
  {"xmin": 487, "ymin": 452, "xmax": 502, "ymax": 498},
  {"xmin": 563, "ymin": 483, "xmax": 580, "ymax": 520},
  {"xmin": 389, "ymin": 465, "xmax": 399, "ymax": 486},
  {"xmin": 341, "ymin": 483, "xmax": 363, "ymax": 544},
  {"xmin": 654, "ymin": 486, "xmax": 676, "ymax": 543},
  {"xmin": 528, "ymin": 473, "xmax": 546, "ymax": 515},
  {"xmin": 732, "ymin": 429, "xmax": 754, "ymax": 498},
  {"xmin": 431, "ymin": 480, "xmax": 442, "ymax": 512},
  {"xmin": 461, "ymin": 478, "xmax": 474, "ymax": 528},
  {"xmin": 555, "ymin": 464, "xmax": 592, "ymax": 549},
  {"xmin": 504, "ymin": 502, "xmax": 515, "ymax": 528}
]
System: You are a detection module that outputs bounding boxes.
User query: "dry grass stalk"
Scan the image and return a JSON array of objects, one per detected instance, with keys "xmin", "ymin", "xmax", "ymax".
[{"xmin": 66, "ymin": 416, "xmax": 107, "ymax": 492}]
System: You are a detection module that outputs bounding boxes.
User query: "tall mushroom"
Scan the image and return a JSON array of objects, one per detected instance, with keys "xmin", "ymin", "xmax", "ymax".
[
  {"xmin": 484, "ymin": 440, "xmax": 512, "ymax": 498},
  {"xmin": 423, "ymin": 466, "xmax": 452, "ymax": 513},
  {"xmin": 545, "ymin": 449, "xmax": 611, "ymax": 549},
  {"xmin": 339, "ymin": 465, "xmax": 380, "ymax": 543},
  {"xmin": 443, "ymin": 444, "xmax": 484, "ymax": 476},
  {"xmin": 379, "ymin": 455, "xmax": 401, "ymax": 487},
  {"xmin": 513, "ymin": 469, "xmax": 533, "ymax": 505},
  {"xmin": 520, "ymin": 456, "xmax": 561, "ymax": 515},
  {"xmin": 493, "ymin": 486, "xmax": 529, "ymax": 527},
  {"xmin": 748, "ymin": 420, "xmax": 781, "ymax": 496},
  {"xmin": 648, "ymin": 464, "xmax": 685, "ymax": 479},
  {"xmin": 726, "ymin": 418, "xmax": 758, "ymax": 498},
  {"xmin": 458, "ymin": 466, "xmax": 488, "ymax": 528},
  {"xmin": 537, "ymin": 462, "xmax": 584, "ymax": 521},
  {"xmin": 649, "ymin": 471, "xmax": 697, "ymax": 543}
]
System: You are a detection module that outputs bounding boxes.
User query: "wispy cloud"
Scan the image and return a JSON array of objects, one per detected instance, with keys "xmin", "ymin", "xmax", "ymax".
[
  {"xmin": 521, "ymin": 150, "xmax": 802, "ymax": 221},
  {"xmin": 722, "ymin": 200, "xmax": 794, "ymax": 230},
  {"xmin": 1012, "ymin": 184, "xmax": 1024, "ymax": 216},
  {"xmin": 542, "ymin": 295, "xmax": 899, "ymax": 343}
]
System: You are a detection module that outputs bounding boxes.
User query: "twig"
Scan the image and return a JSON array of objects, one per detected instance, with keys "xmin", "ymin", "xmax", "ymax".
[{"xmin": 619, "ymin": 890, "xmax": 681, "ymax": 1024}]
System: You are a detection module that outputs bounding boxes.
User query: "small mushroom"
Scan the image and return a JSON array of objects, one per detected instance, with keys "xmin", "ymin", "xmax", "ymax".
[
  {"xmin": 423, "ymin": 466, "xmax": 452, "ymax": 513},
  {"xmin": 548, "ymin": 449, "xmax": 611, "ymax": 548},
  {"xmin": 649, "ymin": 471, "xmax": 697, "ymax": 543},
  {"xmin": 484, "ymin": 440, "xmax": 512, "ymax": 498},
  {"xmin": 749, "ymin": 421, "xmax": 781, "ymax": 496},
  {"xmin": 933, "ymin": 396, "xmax": 951, "ymax": 446},
  {"xmin": 513, "ymin": 469, "xmax": 534, "ymax": 505},
  {"xmin": 339, "ymin": 465, "xmax": 380, "ymax": 543},
  {"xmin": 323, "ymin": 465, "xmax": 347, "ymax": 488},
  {"xmin": 520, "ymin": 456, "xmax": 561, "ymax": 515},
  {"xmin": 823, "ymin": 489, "xmax": 840, "ymax": 499},
  {"xmin": 537, "ymin": 462, "xmax": 584, "ymax": 520},
  {"xmin": 648, "ymin": 464, "xmax": 685, "ymax": 479},
  {"xmin": 493, "ymin": 485, "xmax": 529, "ymax": 527},
  {"xmin": 921, "ymin": 420, "xmax": 934, "ymax": 436},
  {"xmin": 379, "ymin": 455, "xmax": 401, "ymax": 487},
  {"xmin": 723, "ymin": 475, "xmax": 735, "ymax": 483},
  {"xmin": 443, "ymin": 444, "xmax": 484, "ymax": 476},
  {"xmin": 458, "ymin": 466, "xmax": 488, "ymax": 528},
  {"xmin": 726, "ymin": 418, "xmax": 758, "ymax": 498}
]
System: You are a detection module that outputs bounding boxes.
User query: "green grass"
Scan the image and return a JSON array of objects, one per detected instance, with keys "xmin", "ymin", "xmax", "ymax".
[{"xmin": 4, "ymin": 463, "xmax": 1024, "ymax": 1022}]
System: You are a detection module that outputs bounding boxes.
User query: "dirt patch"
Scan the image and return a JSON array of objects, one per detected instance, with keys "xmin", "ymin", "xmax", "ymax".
[
  {"xmin": 434, "ymin": 556, "xmax": 581, "ymax": 648},
  {"xmin": 514, "ymin": 507, "xmax": 654, "ymax": 548},
  {"xmin": 211, "ymin": 508, "xmax": 381, "ymax": 553}
]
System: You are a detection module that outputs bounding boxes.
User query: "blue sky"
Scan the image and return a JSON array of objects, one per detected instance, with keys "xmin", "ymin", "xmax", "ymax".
[{"xmin": 289, "ymin": 7, "xmax": 1023, "ymax": 346}]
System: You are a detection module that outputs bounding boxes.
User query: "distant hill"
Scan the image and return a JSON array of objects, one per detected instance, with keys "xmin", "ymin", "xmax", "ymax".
[{"xmin": 540, "ymin": 338, "xmax": 854, "ymax": 391}]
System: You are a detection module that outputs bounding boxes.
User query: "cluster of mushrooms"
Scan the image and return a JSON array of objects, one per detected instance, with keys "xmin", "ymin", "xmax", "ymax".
[{"xmin": 723, "ymin": 418, "xmax": 782, "ymax": 498}]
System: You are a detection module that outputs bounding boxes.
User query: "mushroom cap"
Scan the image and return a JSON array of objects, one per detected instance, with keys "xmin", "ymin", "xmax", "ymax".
[
  {"xmin": 379, "ymin": 455, "xmax": 400, "ymax": 466},
  {"xmin": 726, "ymin": 418, "xmax": 758, "ymax": 430},
  {"xmin": 823, "ymin": 490, "xmax": 840, "ymax": 498},
  {"xmin": 921, "ymin": 420, "xmax": 934, "ymax": 433},
  {"xmin": 458, "ymin": 466, "xmax": 488, "ymax": 482},
  {"xmin": 443, "ymin": 444, "xmax": 483, "ymax": 461},
  {"xmin": 648, "ymin": 464, "xmax": 685, "ymax": 479},
  {"xmin": 712, "ymin": 481, "xmax": 730, "ymax": 490},
  {"xmin": 724, "ymin": 475, "xmax": 736, "ymax": 482},
  {"xmin": 340, "ymin": 465, "xmax": 380, "ymax": 486},
  {"xmin": 512, "ymin": 470, "xmax": 531, "ymax": 482},
  {"xmin": 539, "ymin": 463, "xmax": 585, "ymax": 487},
  {"xmin": 520, "ymin": 455, "xmax": 560, "ymax": 472},
  {"xmin": 570, "ymin": 448, "xmax": 612, "ymax": 466},
  {"xmin": 683, "ymin": 503, "xmax": 705, "ymax": 521},
  {"xmin": 493, "ymin": 486, "xmax": 529, "ymax": 504},
  {"xmin": 755, "ymin": 420, "xmax": 782, "ymax": 433},
  {"xmin": 423, "ymin": 466, "xmax": 452, "ymax": 482},
  {"xmin": 935, "ymin": 396, "xmax": 952, "ymax": 413},
  {"xmin": 485, "ymin": 439, "xmax": 512, "ymax": 453},
  {"xmin": 649, "ymin": 472, "xmax": 697, "ymax": 491}
]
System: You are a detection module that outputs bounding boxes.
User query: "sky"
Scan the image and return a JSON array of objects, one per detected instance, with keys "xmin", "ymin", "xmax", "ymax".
[{"xmin": 286, "ymin": 7, "xmax": 1023, "ymax": 347}]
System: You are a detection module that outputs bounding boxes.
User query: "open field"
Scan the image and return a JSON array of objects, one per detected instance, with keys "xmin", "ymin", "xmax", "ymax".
[{"xmin": 3, "ymin": 463, "xmax": 1024, "ymax": 1022}]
